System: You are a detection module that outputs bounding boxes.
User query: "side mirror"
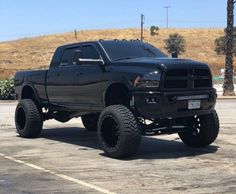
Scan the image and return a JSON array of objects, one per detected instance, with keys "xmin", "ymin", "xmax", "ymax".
[
  {"xmin": 78, "ymin": 58, "xmax": 105, "ymax": 65},
  {"xmin": 171, "ymin": 51, "xmax": 178, "ymax": 58}
]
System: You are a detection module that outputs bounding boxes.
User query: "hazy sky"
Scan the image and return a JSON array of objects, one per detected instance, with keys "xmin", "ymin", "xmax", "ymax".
[{"xmin": 0, "ymin": 0, "xmax": 229, "ymax": 41}]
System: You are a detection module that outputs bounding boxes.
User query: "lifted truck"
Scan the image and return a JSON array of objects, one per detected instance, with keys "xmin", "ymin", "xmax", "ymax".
[{"xmin": 14, "ymin": 40, "xmax": 219, "ymax": 158}]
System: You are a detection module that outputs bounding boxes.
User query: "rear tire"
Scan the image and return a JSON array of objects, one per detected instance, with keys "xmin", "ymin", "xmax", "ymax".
[
  {"xmin": 81, "ymin": 114, "xmax": 99, "ymax": 131},
  {"xmin": 97, "ymin": 105, "xmax": 141, "ymax": 158},
  {"xmin": 15, "ymin": 99, "xmax": 43, "ymax": 138},
  {"xmin": 178, "ymin": 109, "xmax": 219, "ymax": 147}
]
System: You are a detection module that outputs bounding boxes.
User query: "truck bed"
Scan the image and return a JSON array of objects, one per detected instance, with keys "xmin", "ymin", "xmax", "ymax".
[{"xmin": 14, "ymin": 69, "xmax": 48, "ymax": 103}]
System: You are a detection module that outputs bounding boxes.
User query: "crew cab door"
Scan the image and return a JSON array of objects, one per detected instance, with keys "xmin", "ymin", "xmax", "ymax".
[
  {"xmin": 46, "ymin": 47, "xmax": 78, "ymax": 106},
  {"xmin": 73, "ymin": 44, "xmax": 106, "ymax": 110}
]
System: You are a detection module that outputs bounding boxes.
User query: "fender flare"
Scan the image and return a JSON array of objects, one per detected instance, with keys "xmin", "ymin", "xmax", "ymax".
[
  {"xmin": 21, "ymin": 83, "xmax": 41, "ymax": 105},
  {"xmin": 102, "ymin": 80, "xmax": 132, "ymax": 107}
]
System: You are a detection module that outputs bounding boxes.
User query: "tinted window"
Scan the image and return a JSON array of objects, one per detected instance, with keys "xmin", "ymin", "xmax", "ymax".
[
  {"xmin": 100, "ymin": 41, "xmax": 167, "ymax": 61},
  {"xmin": 81, "ymin": 45, "xmax": 100, "ymax": 59},
  {"xmin": 60, "ymin": 49, "xmax": 74, "ymax": 66},
  {"xmin": 72, "ymin": 49, "xmax": 82, "ymax": 65}
]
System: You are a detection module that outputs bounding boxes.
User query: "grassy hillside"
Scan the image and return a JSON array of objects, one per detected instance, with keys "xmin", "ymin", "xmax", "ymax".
[{"xmin": 0, "ymin": 28, "xmax": 227, "ymax": 79}]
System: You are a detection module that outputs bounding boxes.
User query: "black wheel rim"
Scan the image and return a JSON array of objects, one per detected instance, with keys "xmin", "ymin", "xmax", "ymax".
[
  {"xmin": 16, "ymin": 107, "xmax": 26, "ymax": 130},
  {"xmin": 100, "ymin": 115, "xmax": 120, "ymax": 148}
]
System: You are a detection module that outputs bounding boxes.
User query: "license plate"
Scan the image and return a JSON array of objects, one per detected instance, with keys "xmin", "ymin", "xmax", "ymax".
[{"xmin": 188, "ymin": 100, "xmax": 201, "ymax": 110}]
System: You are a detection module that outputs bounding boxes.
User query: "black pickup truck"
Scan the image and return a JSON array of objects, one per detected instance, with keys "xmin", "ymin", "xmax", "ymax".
[{"xmin": 14, "ymin": 40, "xmax": 219, "ymax": 158}]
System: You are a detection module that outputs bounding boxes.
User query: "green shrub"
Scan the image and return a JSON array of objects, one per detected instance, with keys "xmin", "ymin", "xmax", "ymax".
[
  {"xmin": 150, "ymin": 26, "xmax": 159, "ymax": 36},
  {"xmin": 0, "ymin": 78, "xmax": 15, "ymax": 100},
  {"xmin": 164, "ymin": 33, "xmax": 186, "ymax": 55}
]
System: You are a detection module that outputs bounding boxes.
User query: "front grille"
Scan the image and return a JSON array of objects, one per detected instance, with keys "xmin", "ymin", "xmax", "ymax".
[{"xmin": 164, "ymin": 68, "xmax": 211, "ymax": 89}]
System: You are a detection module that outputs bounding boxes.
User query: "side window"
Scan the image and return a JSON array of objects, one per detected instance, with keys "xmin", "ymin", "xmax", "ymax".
[
  {"xmin": 81, "ymin": 45, "xmax": 100, "ymax": 59},
  {"xmin": 60, "ymin": 49, "xmax": 73, "ymax": 66},
  {"xmin": 72, "ymin": 49, "xmax": 82, "ymax": 65}
]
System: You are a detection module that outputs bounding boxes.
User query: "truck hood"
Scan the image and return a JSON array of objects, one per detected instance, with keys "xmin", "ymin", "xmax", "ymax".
[{"xmin": 112, "ymin": 57, "xmax": 209, "ymax": 70}]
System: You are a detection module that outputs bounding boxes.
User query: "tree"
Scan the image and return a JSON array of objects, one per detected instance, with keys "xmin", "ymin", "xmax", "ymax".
[
  {"xmin": 214, "ymin": 27, "xmax": 236, "ymax": 55},
  {"xmin": 223, "ymin": 0, "xmax": 235, "ymax": 96},
  {"xmin": 215, "ymin": 36, "xmax": 227, "ymax": 55},
  {"xmin": 150, "ymin": 26, "xmax": 159, "ymax": 36},
  {"xmin": 164, "ymin": 33, "xmax": 185, "ymax": 55}
]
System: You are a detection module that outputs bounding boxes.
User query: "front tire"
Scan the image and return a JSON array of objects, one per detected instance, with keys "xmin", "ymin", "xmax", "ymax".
[
  {"xmin": 97, "ymin": 105, "xmax": 141, "ymax": 158},
  {"xmin": 178, "ymin": 109, "xmax": 219, "ymax": 147},
  {"xmin": 15, "ymin": 99, "xmax": 43, "ymax": 138}
]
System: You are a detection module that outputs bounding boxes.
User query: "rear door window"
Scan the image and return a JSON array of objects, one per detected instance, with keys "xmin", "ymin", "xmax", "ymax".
[{"xmin": 60, "ymin": 49, "xmax": 74, "ymax": 66}]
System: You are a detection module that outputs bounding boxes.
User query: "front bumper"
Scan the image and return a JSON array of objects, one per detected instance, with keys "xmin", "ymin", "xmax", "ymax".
[{"xmin": 132, "ymin": 88, "xmax": 217, "ymax": 119}]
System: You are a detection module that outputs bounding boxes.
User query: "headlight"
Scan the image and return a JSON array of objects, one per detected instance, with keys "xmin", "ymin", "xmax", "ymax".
[{"xmin": 134, "ymin": 70, "xmax": 161, "ymax": 88}]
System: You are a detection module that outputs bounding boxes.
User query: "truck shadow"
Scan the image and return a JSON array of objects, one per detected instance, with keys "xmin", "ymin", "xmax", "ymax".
[
  {"xmin": 133, "ymin": 137, "xmax": 218, "ymax": 160},
  {"xmin": 41, "ymin": 127, "xmax": 218, "ymax": 160},
  {"xmin": 41, "ymin": 127, "xmax": 99, "ymax": 150}
]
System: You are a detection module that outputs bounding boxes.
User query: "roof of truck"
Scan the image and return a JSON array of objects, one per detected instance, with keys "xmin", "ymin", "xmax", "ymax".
[
  {"xmin": 58, "ymin": 39, "xmax": 143, "ymax": 49},
  {"xmin": 50, "ymin": 40, "xmax": 147, "ymax": 67}
]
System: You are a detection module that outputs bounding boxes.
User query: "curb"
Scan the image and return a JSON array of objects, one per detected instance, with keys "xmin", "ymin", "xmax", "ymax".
[
  {"xmin": 217, "ymin": 96, "xmax": 236, "ymax": 100},
  {"xmin": 0, "ymin": 100, "xmax": 17, "ymax": 103}
]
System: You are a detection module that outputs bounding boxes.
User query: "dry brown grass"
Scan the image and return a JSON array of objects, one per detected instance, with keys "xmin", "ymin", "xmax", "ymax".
[{"xmin": 0, "ymin": 28, "xmax": 227, "ymax": 79}]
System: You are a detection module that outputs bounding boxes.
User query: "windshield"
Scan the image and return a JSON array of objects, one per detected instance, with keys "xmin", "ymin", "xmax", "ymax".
[{"xmin": 100, "ymin": 41, "xmax": 167, "ymax": 61}]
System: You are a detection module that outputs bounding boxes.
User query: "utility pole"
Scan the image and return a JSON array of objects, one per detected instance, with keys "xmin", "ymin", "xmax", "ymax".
[
  {"xmin": 74, "ymin": 29, "xmax": 77, "ymax": 40},
  {"xmin": 164, "ymin": 6, "xmax": 171, "ymax": 28},
  {"xmin": 141, "ymin": 14, "xmax": 145, "ymax": 41}
]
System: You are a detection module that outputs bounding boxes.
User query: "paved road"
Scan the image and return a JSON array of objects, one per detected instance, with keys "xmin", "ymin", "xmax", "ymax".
[{"xmin": 0, "ymin": 100, "xmax": 235, "ymax": 194}]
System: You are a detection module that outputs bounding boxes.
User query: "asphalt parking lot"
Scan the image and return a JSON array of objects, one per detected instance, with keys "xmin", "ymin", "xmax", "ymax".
[{"xmin": 0, "ymin": 100, "xmax": 236, "ymax": 194}]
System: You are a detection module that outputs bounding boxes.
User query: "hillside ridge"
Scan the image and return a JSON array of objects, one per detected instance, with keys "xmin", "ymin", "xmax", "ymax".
[{"xmin": 0, "ymin": 28, "xmax": 226, "ymax": 79}]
